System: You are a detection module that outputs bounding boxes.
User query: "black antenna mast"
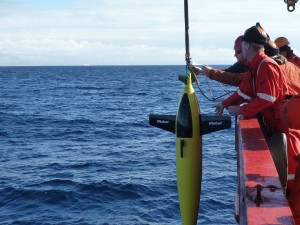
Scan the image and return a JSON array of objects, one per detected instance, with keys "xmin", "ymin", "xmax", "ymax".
[{"xmin": 184, "ymin": 0, "xmax": 191, "ymax": 65}]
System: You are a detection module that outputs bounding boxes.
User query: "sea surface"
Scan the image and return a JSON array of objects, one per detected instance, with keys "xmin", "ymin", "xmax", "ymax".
[{"xmin": 0, "ymin": 65, "xmax": 237, "ymax": 225}]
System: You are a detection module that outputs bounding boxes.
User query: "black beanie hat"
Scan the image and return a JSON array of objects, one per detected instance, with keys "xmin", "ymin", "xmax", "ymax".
[
  {"xmin": 265, "ymin": 40, "xmax": 279, "ymax": 57},
  {"xmin": 242, "ymin": 22, "xmax": 270, "ymax": 45}
]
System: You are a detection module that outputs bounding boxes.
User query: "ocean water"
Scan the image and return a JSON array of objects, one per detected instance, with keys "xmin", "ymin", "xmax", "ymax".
[{"xmin": 0, "ymin": 65, "xmax": 237, "ymax": 225}]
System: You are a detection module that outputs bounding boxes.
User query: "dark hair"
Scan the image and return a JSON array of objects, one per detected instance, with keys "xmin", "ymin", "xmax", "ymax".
[
  {"xmin": 264, "ymin": 40, "xmax": 279, "ymax": 57},
  {"xmin": 249, "ymin": 43, "xmax": 264, "ymax": 51},
  {"xmin": 279, "ymin": 45, "xmax": 291, "ymax": 52}
]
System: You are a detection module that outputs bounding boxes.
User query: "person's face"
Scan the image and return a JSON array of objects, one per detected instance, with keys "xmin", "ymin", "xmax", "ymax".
[{"xmin": 234, "ymin": 48, "xmax": 244, "ymax": 62}]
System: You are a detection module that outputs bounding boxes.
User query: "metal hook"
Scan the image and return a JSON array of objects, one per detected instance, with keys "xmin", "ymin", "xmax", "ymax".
[{"xmin": 285, "ymin": 0, "xmax": 298, "ymax": 12}]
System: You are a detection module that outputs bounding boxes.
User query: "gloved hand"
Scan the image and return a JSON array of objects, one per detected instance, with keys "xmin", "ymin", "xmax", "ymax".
[
  {"xmin": 227, "ymin": 105, "xmax": 242, "ymax": 116},
  {"xmin": 191, "ymin": 66, "xmax": 204, "ymax": 75},
  {"xmin": 201, "ymin": 65, "xmax": 213, "ymax": 77},
  {"xmin": 213, "ymin": 102, "xmax": 225, "ymax": 116}
]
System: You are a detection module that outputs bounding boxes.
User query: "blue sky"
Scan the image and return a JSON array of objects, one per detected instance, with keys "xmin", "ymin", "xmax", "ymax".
[{"xmin": 1, "ymin": 0, "xmax": 300, "ymax": 66}]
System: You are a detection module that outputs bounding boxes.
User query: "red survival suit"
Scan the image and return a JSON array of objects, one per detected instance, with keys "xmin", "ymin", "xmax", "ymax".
[
  {"xmin": 280, "ymin": 94, "xmax": 300, "ymax": 225},
  {"xmin": 287, "ymin": 50, "xmax": 300, "ymax": 68},
  {"xmin": 280, "ymin": 94, "xmax": 300, "ymax": 129},
  {"xmin": 222, "ymin": 52, "xmax": 300, "ymax": 224},
  {"xmin": 207, "ymin": 58, "xmax": 300, "ymax": 94},
  {"xmin": 280, "ymin": 61, "xmax": 300, "ymax": 95}
]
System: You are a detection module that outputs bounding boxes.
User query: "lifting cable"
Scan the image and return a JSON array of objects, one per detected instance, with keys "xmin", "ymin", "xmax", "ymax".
[
  {"xmin": 184, "ymin": 0, "xmax": 234, "ymax": 102},
  {"xmin": 188, "ymin": 65, "xmax": 235, "ymax": 102}
]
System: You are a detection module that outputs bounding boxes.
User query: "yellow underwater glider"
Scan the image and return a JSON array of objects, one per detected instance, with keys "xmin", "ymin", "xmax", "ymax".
[{"xmin": 148, "ymin": 1, "xmax": 231, "ymax": 224}]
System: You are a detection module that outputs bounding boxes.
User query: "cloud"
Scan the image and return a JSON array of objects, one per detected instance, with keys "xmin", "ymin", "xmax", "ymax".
[
  {"xmin": 0, "ymin": 0, "xmax": 300, "ymax": 66},
  {"xmin": 0, "ymin": 38, "xmax": 184, "ymax": 66}
]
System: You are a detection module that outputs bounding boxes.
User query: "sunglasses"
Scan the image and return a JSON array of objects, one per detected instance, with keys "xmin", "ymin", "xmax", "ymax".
[{"xmin": 235, "ymin": 50, "xmax": 242, "ymax": 55}]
